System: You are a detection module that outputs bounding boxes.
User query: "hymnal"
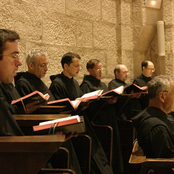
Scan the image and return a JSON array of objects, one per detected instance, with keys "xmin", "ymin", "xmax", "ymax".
[
  {"xmin": 47, "ymin": 90, "xmax": 103, "ymax": 111},
  {"xmin": 33, "ymin": 115, "xmax": 86, "ymax": 135},
  {"xmin": 76, "ymin": 89, "xmax": 103, "ymax": 101},
  {"xmin": 101, "ymin": 86, "xmax": 124, "ymax": 97},
  {"xmin": 47, "ymin": 98, "xmax": 81, "ymax": 110},
  {"xmin": 11, "ymin": 90, "xmax": 50, "ymax": 106},
  {"xmin": 124, "ymin": 84, "xmax": 147, "ymax": 94}
]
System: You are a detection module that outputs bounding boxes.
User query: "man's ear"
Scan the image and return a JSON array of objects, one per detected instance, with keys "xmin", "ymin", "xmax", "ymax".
[
  {"xmin": 64, "ymin": 63, "xmax": 68, "ymax": 70},
  {"xmin": 159, "ymin": 91, "xmax": 166, "ymax": 103},
  {"xmin": 88, "ymin": 68, "xmax": 92, "ymax": 74},
  {"xmin": 115, "ymin": 71, "xmax": 119, "ymax": 78},
  {"xmin": 28, "ymin": 62, "xmax": 34, "ymax": 69}
]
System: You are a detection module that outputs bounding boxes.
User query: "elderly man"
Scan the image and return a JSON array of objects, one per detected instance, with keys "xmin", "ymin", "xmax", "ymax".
[
  {"xmin": 132, "ymin": 75, "xmax": 174, "ymax": 158},
  {"xmin": 15, "ymin": 49, "xmax": 55, "ymax": 101}
]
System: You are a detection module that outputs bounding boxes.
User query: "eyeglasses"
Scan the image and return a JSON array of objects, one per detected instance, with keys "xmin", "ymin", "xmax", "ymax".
[
  {"xmin": 73, "ymin": 64, "xmax": 81, "ymax": 68},
  {"xmin": 96, "ymin": 68, "xmax": 103, "ymax": 72},
  {"xmin": 147, "ymin": 68, "xmax": 155, "ymax": 72},
  {"xmin": 122, "ymin": 71, "xmax": 129, "ymax": 74},
  {"xmin": 163, "ymin": 90, "xmax": 174, "ymax": 95},
  {"xmin": 32, "ymin": 62, "xmax": 49, "ymax": 67},
  {"xmin": 0, "ymin": 52, "xmax": 21, "ymax": 59}
]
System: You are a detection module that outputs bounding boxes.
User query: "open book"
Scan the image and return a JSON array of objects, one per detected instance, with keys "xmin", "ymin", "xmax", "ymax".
[
  {"xmin": 101, "ymin": 86, "xmax": 125, "ymax": 97},
  {"xmin": 33, "ymin": 115, "xmax": 86, "ymax": 135},
  {"xmin": 124, "ymin": 84, "xmax": 147, "ymax": 94},
  {"xmin": 47, "ymin": 90, "xmax": 103, "ymax": 111},
  {"xmin": 47, "ymin": 98, "xmax": 81, "ymax": 110},
  {"xmin": 11, "ymin": 90, "xmax": 50, "ymax": 107},
  {"xmin": 76, "ymin": 89, "xmax": 103, "ymax": 101}
]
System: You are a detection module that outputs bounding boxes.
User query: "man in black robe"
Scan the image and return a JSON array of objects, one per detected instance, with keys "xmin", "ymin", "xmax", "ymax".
[
  {"xmin": 80, "ymin": 59, "xmax": 124, "ymax": 174},
  {"xmin": 0, "ymin": 83, "xmax": 25, "ymax": 114},
  {"xmin": 108, "ymin": 64, "xmax": 142, "ymax": 120},
  {"xmin": 49, "ymin": 52, "xmax": 114, "ymax": 174},
  {"xmin": 0, "ymin": 82, "xmax": 41, "ymax": 114},
  {"xmin": 133, "ymin": 60, "xmax": 155, "ymax": 87},
  {"xmin": 14, "ymin": 49, "xmax": 82, "ymax": 173},
  {"xmin": 132, "ymin": 75, "xmax": 174, "ymax": 158},
  {"xmin": 0, "ymin": 29, "xmax": 26, "ymax": 136},
  {"xmin": 133, "ymin": 60, "xmax": 155, "ymax": 109},
  {"xmin": 15, "ymin": 49, "xmax": 55, "ymax": 101},
  {"xmin": 108, "ymin": 64, "xmax": 129, "ymax": 90}
]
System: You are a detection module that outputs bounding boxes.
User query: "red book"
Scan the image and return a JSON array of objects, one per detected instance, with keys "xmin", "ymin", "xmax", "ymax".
[
  {"xmin": 101, "ymin": 86, "xmax": 124, "ymax": 97},
  {"xmin": 33, "ymin": 115, "xmax": 86, "ymax": 135},
  {"xmin": 11, "ymin": 90, "xmax": 50, "ymax": 106},
  {"xmin": 76, "ymin": 90, "xmax": 103, "ymax": 101},
  {"xmin": 124, "ymin": 84, "xmax": 148, "ymax": 94},
  {"xmin": 47, "ymin": 98, "xmax": 81, "ymax": 110}
]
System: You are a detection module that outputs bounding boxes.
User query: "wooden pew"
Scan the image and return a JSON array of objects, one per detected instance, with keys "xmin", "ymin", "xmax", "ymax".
[
  {"xmin": 40, "ymin": 168, "xmax": 76, "ymax": 174},
  {"xmin": 129, "ymin": 140, "xmax": 174, "ymax": 174},
  {"xmin": 13, "ymin": 114, "xmax": 92, "ymax": 173},
  {"xmin": 0, "ymin": 135, "xmax": 65, "ymax": 174}
]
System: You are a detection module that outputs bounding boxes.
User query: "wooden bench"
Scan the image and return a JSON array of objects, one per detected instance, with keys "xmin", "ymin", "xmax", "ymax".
[
  {"xmin": 0, "ymin": 135, "xmax": 65, "ymax": 174},
  {"xmin": 40, "ymin": 168, "xmax": 76, "ymax": 174},
  {"xmin": 14, "ymin": 114, "xmax": 92, "ymax": 173},
  {"xmin": 129, "ymin": 140, "xmax": 174, "ymax": 174}
]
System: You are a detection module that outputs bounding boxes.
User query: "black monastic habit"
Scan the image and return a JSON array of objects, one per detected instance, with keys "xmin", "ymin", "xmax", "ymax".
[
  {"xmin": 108, "ymin": 78, "xmax": 128, "ymax": 90},
  {"xmin": 133, "ymin": 74, "xmax": 151, "ymax": 109},
  {"xmin": 0, "ymin": 97, "xmax": 23, "ymax": 136},
  {"xmin": 0, "ymin": 83, "xmax": 25, "ymax": 114},
  {"xmin": 132, "ymin": 107, "xmax": 174, "ymax": 158},
  {"xmin": 80, "ymin": 75, "xmax": 124, "ymax": 174},
  {"xmin": 14, "ymin": 72, "xmax": 81, "ymax": 174},
  {"xmin": 15, "ymin": 72, "xmax": 55, "ymax": 101},
  {"xmin": 49, "ymin": 73, "xmax": 114, "ymax": 174}
]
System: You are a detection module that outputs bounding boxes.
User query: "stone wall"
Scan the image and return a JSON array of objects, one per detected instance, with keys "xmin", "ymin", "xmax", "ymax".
[{"xmin": 0, "ymin": 0, "xmax": 173, "ymax": 87}]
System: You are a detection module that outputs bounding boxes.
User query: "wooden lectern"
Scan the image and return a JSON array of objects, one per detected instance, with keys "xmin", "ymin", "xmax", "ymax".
[{"xmin": 0, "ymin": 135, "xmax": 65, "ymax": 174}]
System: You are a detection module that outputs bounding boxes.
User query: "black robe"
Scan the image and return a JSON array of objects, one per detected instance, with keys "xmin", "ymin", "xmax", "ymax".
[
  {"xmin": 0, "ymin": 83, "xmax": 25, "ymax": 114},
  {"xmin": 133, "ymin": 74, "xmax": 152, "ymax": 87},
  {"xmin": 0, "ymin": 97, "xmax": 23, "ymax": 136},
  {"xmin": 80, "ymin": 75, "xmax": 124, "ymax": 174},
  {"xmin": 108, "ymin": 78, "xmax": 142, "ymax": 120},
  {"xmin": 49, "ymin": 73, "xmax": 113, "ymax": 174},
  {"xmin": 49, "ymin": 73, "xmax": 83, "ymax": 100},
  {"xmin": 108, "ymin": 78, "xmax": 128, "ymax": 90},
  {"xmin": 133, "ymin": 74, "xmax": 151, "ymax": 109},
  {"xmin": 14, "ymin": 72, "xmax": 81, "ymax": 173},
  {"xmin": 15, "ymin": 72, "xmax": 55, "ymax": 101},
  {"xmin": 132, "ymin": 107, "xmax": 174, "ymax": 158}
]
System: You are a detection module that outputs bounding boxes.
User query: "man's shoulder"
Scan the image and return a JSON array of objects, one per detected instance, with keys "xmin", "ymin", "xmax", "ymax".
[{"xmin": 109, "ymin": 79, "xmax": 122, "ymax": 85}]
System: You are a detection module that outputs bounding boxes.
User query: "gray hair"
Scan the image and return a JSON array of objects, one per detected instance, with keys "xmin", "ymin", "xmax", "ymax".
[
  {"xmin": 148, "ymin": 75, "xmax": 174, "ymax": 99},
  {"xmin": 26, "ymin": 49, "xmax": 48, "ymax": 67}
]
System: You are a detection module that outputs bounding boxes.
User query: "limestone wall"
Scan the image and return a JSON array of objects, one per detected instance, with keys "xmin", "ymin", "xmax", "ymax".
[{"xmin": 0, "ymin": 0, "xmax": 173, "ymax": 87}]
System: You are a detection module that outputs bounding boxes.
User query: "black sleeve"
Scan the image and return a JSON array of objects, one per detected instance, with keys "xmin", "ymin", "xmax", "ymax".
[{"xmin": 147, "ymin": 125, "xmax": 174, "ymax": 158}]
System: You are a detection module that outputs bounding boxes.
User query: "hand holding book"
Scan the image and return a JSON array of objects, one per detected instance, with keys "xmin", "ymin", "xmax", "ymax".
[
  {"xmin": 25, "ymin": 100, "xmax": 43, "ymax": 113},
  {"xmin": 11, "ymin": 90, "xmax": 50, "ymax": 113}
]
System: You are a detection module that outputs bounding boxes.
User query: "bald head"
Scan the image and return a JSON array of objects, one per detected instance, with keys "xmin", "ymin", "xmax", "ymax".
[{"xmin": 114, "ymin": 64, "xmax": 128, "ymax": 81}]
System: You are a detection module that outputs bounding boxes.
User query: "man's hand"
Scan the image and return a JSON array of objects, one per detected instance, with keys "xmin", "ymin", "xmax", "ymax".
[
  {"xmin": 107, "ymin": 97, "xmax": 117, "ymax": 104},
  {"xmin": 25, "ymin": 101, "xmax": 42, "ymax": 113},
  {"xmin": 130, "ymin": 91, "xmax": 142, "ymax": 98}
]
